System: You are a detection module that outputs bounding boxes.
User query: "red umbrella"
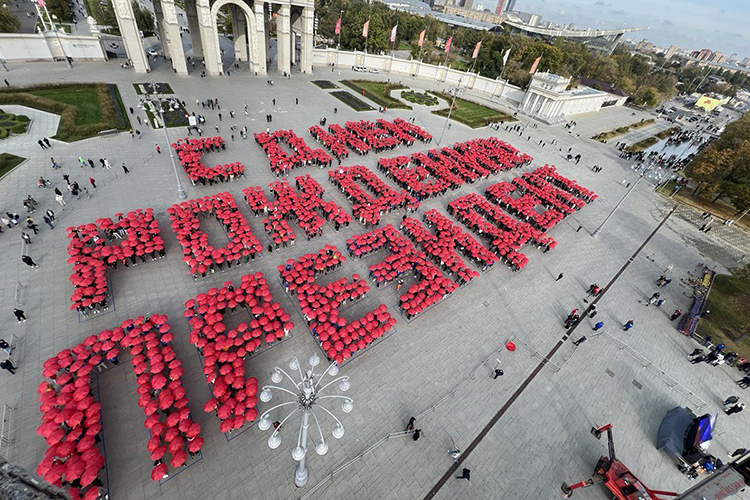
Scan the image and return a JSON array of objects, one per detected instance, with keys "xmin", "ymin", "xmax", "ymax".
[
  {"xmin": 151, "ymin": 374, "xmax": 167, "ymax": 390},
  {"xmin": 147, "ymin": 435, "xmax": 161, "ymax": 452},
  {"xmin": 150, "ymin": 446, "xmax": 167, "ymax": 461},
  {"xmin": 168, "ymin": 437, "xmax": 184, "ymax": 454},
  {"xmin": 80, "ymin": 467, "xmax": 99, "ymax": 487},
  {"xmin": 151, "ymin": 463, "xmax": 168, "ymax": 481},
  {"xmin": 166, "ymin": 412, "xmax": 181, "ymax": 427},
  {"xmin": 171, "ymin": 449, "xmax": 187, "ymax": 468},
  {"xmin": 65, "ymin": 458, "xmax": 86, "ymax": 480},
  {"xmin": 187, "ymin": 436, "xmax": 204, "ymax": 453}
]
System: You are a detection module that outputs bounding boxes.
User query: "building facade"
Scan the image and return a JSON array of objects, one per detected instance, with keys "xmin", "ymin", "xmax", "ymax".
[
  {"xmin": 111, "ymin": 0, "xmax": 314, "ymax": 76},
  {"xmin": 519, "ymin": 72, "xmax": 626, "ymax": 124}
]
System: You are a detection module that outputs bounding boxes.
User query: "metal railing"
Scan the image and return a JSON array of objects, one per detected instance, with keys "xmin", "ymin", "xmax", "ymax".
[
  {"xmin": 0, "ymin": 404, "xmax": 15, "ymax": 461},
  {"xmin": 601, "ymin": 332, "xmax": 707, "ymax": 410}
]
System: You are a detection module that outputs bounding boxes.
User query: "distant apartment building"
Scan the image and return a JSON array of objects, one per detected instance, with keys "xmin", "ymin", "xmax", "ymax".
[
  {"xmin": 664, "ymin": 44, "xmax": 677, "ymax": 59},
  {"xmin": 443, "ymin": 4, "xmax": 504, "ymax": 23},
  {"xmin": 740, "ymin": 57, "xmax": 750, "ymax": 68},
  {"xmin": 503, "ymin": 0, "xmax": 516, "ymax": 12},
  {"xmin": 728, "ymin": 53, "xmax": 738, "ymax": 63},
  {"xmin": 709, "ymin": 52, "xmax": 727, "ymax": 64}
]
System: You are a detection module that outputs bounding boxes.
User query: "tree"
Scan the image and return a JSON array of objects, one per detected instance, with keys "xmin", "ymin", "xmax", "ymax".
[
  {"xmin": 132, "ymin": 1, "xmax": 155, "ymax": 36},
  {"xmin": 0, "ymin": 5, "xmax": 20, "ymax": 33},
  {"xmin": 46, "ymin": 0, "xmax": 71, "ymax": 24}
]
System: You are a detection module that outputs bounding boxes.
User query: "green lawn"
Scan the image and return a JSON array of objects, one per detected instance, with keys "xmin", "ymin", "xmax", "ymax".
[
  {"xmin": 341, "ymin": 80, "xmax": 410, "ymax": 110},
  {"xmin": 0, "ymin": 109, "xmax": 30, "ymax": 139},
  {"xmin": 430, "ymin": 91, "xmax": 515, "ymax": 128},
  {"xmin": 591, "ymin": 118, "xmax": 655, "ymax": 141},
  {"xmin": 698, "ymin": 272, "xmax": 750, "ymax": 359},
  {"xmin": 330, "ymin": 91, "xmax": 375, "ymax": 112},
  {"xmin": 0, "ymin": 83, "xmax": 130, "ymax": 141},
  {"xmin": 0, "ymin": 153, "xmax": 25, "ymax": 180},
  {"xmin": 29, "ymin": 87, "xmax": 103, "ymax": 125},
  {"xmin": 312, "ymin": 80, "xmax": 338, "ymax": 90},
  {"xmin": 396, "ymin": 41, "xmax": 411, "ymax": 51},
  {"xmin": 627, "ymin": 126, "xmax": 682, "ymax": 152}
]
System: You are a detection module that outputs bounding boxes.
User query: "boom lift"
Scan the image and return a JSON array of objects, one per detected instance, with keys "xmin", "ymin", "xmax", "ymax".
[{"xmin": 562, "ymin": 424, "xmax": 679, "ymax": 499}]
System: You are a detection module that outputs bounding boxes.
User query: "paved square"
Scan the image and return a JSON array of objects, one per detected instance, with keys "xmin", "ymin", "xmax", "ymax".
[{"xmin": 1, "ymin": 59, "xmax": 749, "ymax": 500}]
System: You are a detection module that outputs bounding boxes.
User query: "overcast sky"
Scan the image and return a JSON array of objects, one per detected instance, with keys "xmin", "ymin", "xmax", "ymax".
[{"xmin": 508, "ymin": 0, "xmax": 749, "ymax": 59}]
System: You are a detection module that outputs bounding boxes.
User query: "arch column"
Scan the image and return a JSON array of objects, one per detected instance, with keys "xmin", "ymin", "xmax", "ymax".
[
  {"xmin": 184, "ymin": 0, "xmax": 203, "ymax": 59},
  {"xmin": 276, "ymin": 4, "xmax": 291, "ymax": 75},
  {"xmin": 300, "ymin": 6, "xmax": 313, "ymax": 73},
  {"xmin": 112, "ymin": 0, "xmax": 149, "ymax": 73},
  {"xmin": 198, "ymin": 0, "xmax": 222, "ymax": 75},
  {"xmin": 160, "ymin": 0, "xmax": 188, "ymax": 74},
  {"xmin": 253, "ymin": 0, "xmax": 267, "ymax": 75},
  {"xmin": 230, "ymin": 4, "xmax": 248, "ymax": 62},
  {"xmin": 152, "ymin": 0, "xmax": 170, "ymax": 58}
]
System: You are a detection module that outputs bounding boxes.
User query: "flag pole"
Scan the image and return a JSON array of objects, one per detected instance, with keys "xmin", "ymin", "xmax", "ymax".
[
  {"xmin": 364, "ymin": 15, "xmax": 371, "ymax": 55},
  {"xmin": 336, "ymin": 10, "xmax": 343, "ymax": 74}
]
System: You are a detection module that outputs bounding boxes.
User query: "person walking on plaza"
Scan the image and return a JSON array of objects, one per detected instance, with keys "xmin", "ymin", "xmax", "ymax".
[
  {"xmin": 45, "ymin": 208, "xmax": 55, "ymax": 222},
  {"xmin": 588, "ymin": 304, "xmax": 598, "ymax": 318},
  {"xmin": 38, "ymin": 139, "xmax": 47, "ymax": 150},
  {"xmin": 647, "ymin": 292, "xmax": 660, "ymax": 306},
  {"xmin": 43, "ymin": 137, "xmax": 51, "ymax": 148},
  {"xmin": 43, "ymin": 214, "xmax": 54, "ymax": 229},
  {"xmin": 26, "ymin": 217, "xmax": 38, "ymax": 234},
  {"xmin": 89, "ymin": 177, "xmax": 97, "ymax": 188},
  {"xmin": 412, "ymin": 428, "xmax": 421, "ymax": 441},
  {"xmin": 122, "ymin": 163, "xmax": 130, "ymax": 174},
  {"xmin": 573, "ymin": 336, "xmax": 587, "ymax": 346},
  {"xmin": 103, "ymin": 158, "xmax": 112, "ymax": 169},
  {"xmin": 0, "ymin": 339, "xmax": 10, "ymax": 355},
  {"xmin": 21, "ymin": 232, "xmax": 31, "ymax": 245},
  {"xmin": 623, "ymin": 320, "xmax": 634, "ymax": 331},
  {"xmin": 56, "ymin": 193, "xmax": 66, "ymax": 207},
  {"xmin": 723, "ymin": 396, "xmax": 739, "ymax": 407},
  {"xmin": 670, "ymin": 309, "xmax": 682, "ymax": 321},
  {"xmin": 13, "ymin": 308, "xmax": 26, "ymax": 323},
  {"xmin": 156, "ymin": 144, "xmax": 161, "ymax": 154},
  {"xmin": 406, "ymin": 417, "xmax": 416, "ymax": 432},
  {"xmin": 22, "ymin": 255, "xmax": 39, "ymax": 268},
  {"xmin": 737, "ymin": 377, "xmax": 750, "ymax": 389},
  {"xmin": 1, "ymin": 359, "xmax": 17, "ymax": 375},
  {"xmin": 456, "ymin": 468, "xmax": 471, "ymax": 481},
  {"xmin": 592, "ymin": 321, "xmax": 604, "ymax": 331},
  {"xmin": 556, "ymin": 273, "xmax": 564, "ymax": 281},
  {"xmin": 725, "ymin": 403, "xmax": 745, "ymax": 415}
]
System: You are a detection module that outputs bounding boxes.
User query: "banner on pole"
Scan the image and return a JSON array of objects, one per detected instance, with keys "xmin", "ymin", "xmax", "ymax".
[
  {"xmin": 472, "ymin": 41, "xmax": 482, "ymax": 59},
  {"xmin": 444, "ymin": 36, "xmax": 453, "ymax": 54},
  {"xmin": 502, "ymin": 48, "xmax": 511, "ymax": 66},
  {"xmin": 529, "ymin": 56, "xmax": 541, "ymax": 74},
  {"xmin": 418, "ymin": 30, "xmax": 426, "ymax": 47},
  {"xmin": 362, "ymin": 20, "xmax": 369, "ymax": 38},
  {"xmin": 390, "ymin": 25, "xmax": 398, "ymax": 43},
  {"xmin": 335, "ymin": 18, "xmax": 341, "ymax": 35}
]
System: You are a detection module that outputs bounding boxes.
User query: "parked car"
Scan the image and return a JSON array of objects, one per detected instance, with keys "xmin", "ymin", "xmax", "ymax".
[
  {"xmin": 353, "ymin": 66, "xmax": 367, "ymax": 72},
  {"xmin": 147, "ymin": 49, "xmax": 159, "ymax": 57},
  {"xmin": 369, "ymin": 68, "xmax": 380, "ymax": 73}
]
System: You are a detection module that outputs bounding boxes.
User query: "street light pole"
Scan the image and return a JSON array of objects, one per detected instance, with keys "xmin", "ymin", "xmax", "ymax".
[
  {"xmin": 140, "ymin": 80, "xmax": 187, "ymax": 200},
  {"xmin": 259, "ymin": 354, "xmax": 351, "ymax": 488},
  {"xmin": 437, "ymin": 76, "xmax": 463, "ymax": 146},
  {"xmin": 592, "ymin": 160, "xmax": 657, "ymax": 238}
]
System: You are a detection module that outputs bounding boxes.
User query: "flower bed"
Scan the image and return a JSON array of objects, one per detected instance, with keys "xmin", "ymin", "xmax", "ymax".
[
  {"xmin": 278, "ymin": 246, "xmax": 395, "ymax": 364},
  {"xmin": 400, "ymin": 90, "xmax": 439, "ymax": 106},
  {"xmin": 254, "ymin": 129, "xmax": 332, "ymax": 176},
  {"xmin": 66, "ymin": 209, "xmax": 165, "ymax": 316},
  {"xmin": 185, "ymin": 273, "xmax": 293, "ymax": 432},
  {"xmin": 168, "ymin": 193, "xmax": 262, "ymax": 280},
  {"xmin": 37, "ymin": 315, "xmax": 202, "ymax": 495},
  {"xmin": 173, "ymin": 137, "xmax": 245, "ymax": 185},
  {"xmin": 329, "ymin": 165, "xmax": 418, "ymax": 227},
  {"xmin": 243, "ymin": 175, "xmax": 352, "ymax": 248}
]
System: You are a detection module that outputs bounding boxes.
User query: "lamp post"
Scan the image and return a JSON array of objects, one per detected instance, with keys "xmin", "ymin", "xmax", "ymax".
[
  {"xmin": 258, "ymin": 353, "xmax": 352, "ymax": 488},
  {"xmin": 592, "ymin": 159, "xmax": 656, "ymax": 238},
  {"xmin": 138, "ymin": 80, "xmax": 187, "ymax": 200},
  {"xmin": 436, "ymin": 76, "xmax": 464, "ymax": 146}
]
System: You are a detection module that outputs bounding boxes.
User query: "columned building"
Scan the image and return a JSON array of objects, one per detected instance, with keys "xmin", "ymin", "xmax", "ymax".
[
  {"xmin": 111, "ymin": 0, "xmax": 314, "ymax": 76},
  {"xmin": 519, "ymin": 72, "xmax": 626, "ymax": 124}
]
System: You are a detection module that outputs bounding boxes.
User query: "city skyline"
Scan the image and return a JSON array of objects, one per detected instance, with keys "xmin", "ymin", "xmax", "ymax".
[{"xmin": 504, "ymin": 0, "xmax": 749, "ymax": 59}]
